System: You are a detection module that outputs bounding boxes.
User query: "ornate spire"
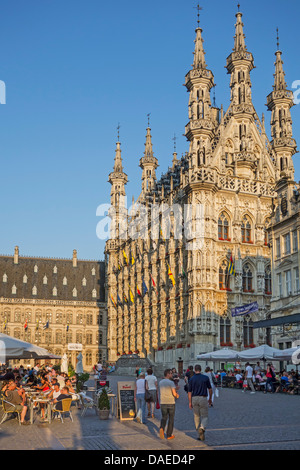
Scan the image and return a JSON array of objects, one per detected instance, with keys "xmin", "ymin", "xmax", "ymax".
[
  {"xmin": 108, "ymin": 129, "xmax": 128, "ymax": 208},
  {"xmin": 273, "ymin": 30, "xmax": 287, "ymax": 92},
  {"xmin": 139, "ymin": 122, "xmax": 158, "ymax": 194},
  {"xmin": 266, "ymin": 31, "xmax": 297, "ymax": 179},
  {"xmin": 193, "ymin": 26, "xmax": 207, "ymax": 70},
  {"xmin": 233, "ymin": 11, "xmax": 247, "ymax": 52},
  {"xmin": 226, "ymin": 7, "xmax": 254, "ymax": 108},
  {"xmin": 113, "ymin": 141, "xmax": 124, "ymax": 173},
  {"xmin": 185, "ymin": 8, "xmax": 216, "ymax": 169}
]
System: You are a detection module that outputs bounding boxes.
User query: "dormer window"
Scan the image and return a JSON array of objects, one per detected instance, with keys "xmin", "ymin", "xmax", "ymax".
[
  {"xmin": 92, "ymin": 289, "xmax": 97, "ymax": 298},
  {"xmin": 12, "ymin": 284, "xmax": 17, "ymax": 295},
  {"xmin": 34, "ymin": 265, "xmax": 38, "ymax": 273},
  {"xmin": 53, "ymin": 266, "xmax": 57, "ymax": 274},
  {"xmin": 32, "ymin": 286, "xmax": 37, "ymax": 296},
  {"xmin": 82, "ymin": 277, "xmax": 87, "ymax": 286},
  {"xmin": 53, "ymin": 287, "xmax": 57, "ymax": 296},
  {"xmin": 63, "ymin": 277, "xmax": 67, "ymax": 286},
  {"xmin": 91, "ymin": 268, "xmax": 96, "ymax": 276},
  {"xmin": 73, "ymin": 287, "xmax": 77, "ymax": 298},
  {"xmin": 43, "ymin": 276, "xmax": 48, "ymax": 285},
  {"xmin": 23, "ymin": 274, "xmax": 28, "ymax": 284},
  {"xmin": 3, "ymin": 273, "xmax": 7, "ymax": 283}
]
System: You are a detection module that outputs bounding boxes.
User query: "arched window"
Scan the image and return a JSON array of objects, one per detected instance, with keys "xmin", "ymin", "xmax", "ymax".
[
  {"xmin": 243, "ymin": 264, "xmax": 253, "ymax": 292},
  {"xmin": 241, "ymin": 215, "xmax": 252, "ymax": 243},
  {"xmin": 265, "ymin": 267, "xmax": 272, "ymax": 295},
  {"xmin": 76, "ymin": 331, "xmax": 83, "ymax": 344},
  {"xmin": 218, "ymin": 212, "xmax": 230, "ymax": 241},
  {"xmin": 220, "ymin": 317, "xmax": 231, "ymax": 346}
]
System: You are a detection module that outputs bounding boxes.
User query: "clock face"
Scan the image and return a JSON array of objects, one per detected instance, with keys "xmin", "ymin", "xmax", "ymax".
[{"xmin": 281, "ymin": 197, "xmax": 288, "ymax": 215}]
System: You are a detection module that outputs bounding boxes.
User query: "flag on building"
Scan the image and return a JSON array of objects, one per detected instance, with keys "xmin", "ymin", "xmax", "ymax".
[
  {"xmin": 228, "ymin": 254, "xmax": 235, "ymax": 276},
  {"xmin": 131, "ymin": 254, "xmax": 135, "ymax": 267},
  {"xmin": 137, "ymin": 285, "xmax": 142, "ymax": 298},
  {"xmin": 123, "ymin": 250, "xmax": 129, "ymax": 265},
  {"xmin": 24, "ymin": 319, "xmax": 28, "ymax": 331},
  {"xmin": 168, "ymin": 264, "xmax": 176, "ymax": 287},
  {"xmin": 159, "ymin": 224, "xmax": 165, "ymax": 242},
  {"xmin": 66, "ymin": 323, "xmax": 69, "ymax": 332},
  {"xmin": 181, "ymin": 266, "xmax": 187, "ymax": 279},
  {"xmin": 142, "ymin": 279, "xmax": 148, "ymax": 295},
  {"xmin": 123, "ymin": 293, "xmax": 128, "ymax": 304},
  {"xmin": 117, "ymin": 294, "xmax": 122, "ymax": 305},
  {"xmin": 111, "ymin": 295, "xmax": 117, "ymax": 308},
  {"xmin": 43, "ymin": 321, "xmax": 49, "ymax": 330},
  {"xmin": 129, "ymin": 287, "xmax": 135, "ymax": 304}
]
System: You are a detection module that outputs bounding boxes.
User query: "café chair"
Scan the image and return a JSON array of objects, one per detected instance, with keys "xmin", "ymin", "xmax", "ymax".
[
  {"xmin": 0, "ymin": 399, "xmax": 22, "ymax": 425},
  {"xmin": 52, "ymin": 398, "xmax": 73, "ymax": 423}
]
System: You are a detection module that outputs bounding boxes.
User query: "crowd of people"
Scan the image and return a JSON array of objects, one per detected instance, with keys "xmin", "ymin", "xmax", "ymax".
[
  {"xmin": 133, "ymin": 361, "xmax": 299, "ymax": 442},
  {"xmin": 0, "ymin": 364, "xmax": 78, "ymax": 424},
  {"xmin": 213, "ymin": 362, "xmax": 300, "ymax": 395}
]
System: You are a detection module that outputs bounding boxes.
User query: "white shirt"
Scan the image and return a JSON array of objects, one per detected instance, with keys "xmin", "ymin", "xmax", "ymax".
[
  {"xmin": 136, "ymin": 378, "xmax": 146, "ymax": 394},
  {"xmin": 246, "ymin": 365, "xmax": 253, "ymax": 379},
  {"xmin": 145, "ymin": 375, "xmax": 157, "ymax": 391},
  {"xmin": 235, "ymin": 373, "xmax": 242, "ymax": 381}
]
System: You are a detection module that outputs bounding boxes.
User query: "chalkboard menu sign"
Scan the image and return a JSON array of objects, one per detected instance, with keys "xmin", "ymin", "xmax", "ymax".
[{"xmin": 117, "ymin": 381, "xmax": 136, "ymax": 421}]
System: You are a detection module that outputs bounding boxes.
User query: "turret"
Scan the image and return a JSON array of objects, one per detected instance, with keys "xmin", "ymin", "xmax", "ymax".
[{"xmin": 266, "ymin": 30, "xmax": 297, "ymax": 180}]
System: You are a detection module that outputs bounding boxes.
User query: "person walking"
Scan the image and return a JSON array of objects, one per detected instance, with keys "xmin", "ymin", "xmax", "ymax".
[
  {"xmin": 188, "ymin": 364, "xmax": 212, "ymax": 441},
  {"xmin": 159, "ymin": 369, "xmax": 179, "ymax": 440},
  {"xmin": 145, "ymin": 368, "xmax": 158, "ymax": 418},
  {"xmin": 243, "ymin": 362, "xmax": 256, "ymax": 394},
  {"xmin": 134, "ymin": 373, "xmax": 146, "ymax": 424},
  {"xmin": 264, "ymin": 364, "xmax": 275, "ymax": 394},
  {"xmin": 204, "ymin": 366, "xmax": 217, "ymax": 407}
]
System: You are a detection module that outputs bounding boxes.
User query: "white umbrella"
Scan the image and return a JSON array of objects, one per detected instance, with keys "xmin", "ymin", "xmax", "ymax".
[
  {"xmin": 197, "ymin": 348, "xmax": 240, "ymax": 361},
  {"xmin": 237, "ymin": 344, "xmax": 282, "ymax": 362},
  {"xmin": 273, "ymin": 347, "xmax": 299, "ymax": 361},
  {"xmin": 0, "ymin": 332, "xmax": 52, "ymax": 360},
  {"xmin": 61, "ymin": 353, "xmax": 69, "ymax": 373}
]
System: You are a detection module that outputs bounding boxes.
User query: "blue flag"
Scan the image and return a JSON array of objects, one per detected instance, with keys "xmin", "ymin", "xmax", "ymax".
[{"xmin": 142, "ymin": 279, "xmax": 148, "ymax": 295}]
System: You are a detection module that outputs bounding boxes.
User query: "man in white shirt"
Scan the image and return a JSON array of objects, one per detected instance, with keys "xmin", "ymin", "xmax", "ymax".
[{"xmin": 243, "ymin": 362, "xmax": 255, "ymax": 393}]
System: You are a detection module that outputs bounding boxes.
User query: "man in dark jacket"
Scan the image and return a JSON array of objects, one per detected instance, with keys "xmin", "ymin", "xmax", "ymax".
[{"xmin": 188, "ymin": 364, "xmax": 212, "ymax": 441}]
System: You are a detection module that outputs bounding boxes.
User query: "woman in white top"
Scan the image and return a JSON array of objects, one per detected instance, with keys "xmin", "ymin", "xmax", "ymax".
[
  {"xmin": 204, "ymin": 366, "xmax": 217, "ymax": 407},
  {"xmin": 145, "ymin": 368, "xmax": 158, "ymax": 418},
  {"xmin": 134, "ymin": 373, "xmax": 146, "ymax": 424}
]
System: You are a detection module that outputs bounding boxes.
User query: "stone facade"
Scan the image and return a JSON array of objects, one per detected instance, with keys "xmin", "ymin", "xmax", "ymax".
[
  {"xmin": 0, "ymin": 247, "xmax": 107, "ymax": 370},
  {"xmin": 105, "ymin": 9, "xmax": 298, "ymax": 368}
]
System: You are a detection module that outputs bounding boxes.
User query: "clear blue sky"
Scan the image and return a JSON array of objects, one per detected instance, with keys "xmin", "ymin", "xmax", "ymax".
[{"xmin": 0, "ymin": 0, "xmax": 299, "ymax": 261}]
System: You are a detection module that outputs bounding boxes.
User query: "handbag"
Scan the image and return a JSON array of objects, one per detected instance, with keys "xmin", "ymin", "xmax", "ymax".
[
  {"xmin": 145, "ymin": 380, "xmax": 152, "ymax": 402},
  {"xmin": 156, "ymin": 392, "xmax": 160, "ymax": 409}
]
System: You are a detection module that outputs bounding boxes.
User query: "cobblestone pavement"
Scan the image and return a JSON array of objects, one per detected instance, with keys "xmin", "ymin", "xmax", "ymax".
[{"xmin": 0, "ymin": 374, "xmax": 299, "ymax": 450}]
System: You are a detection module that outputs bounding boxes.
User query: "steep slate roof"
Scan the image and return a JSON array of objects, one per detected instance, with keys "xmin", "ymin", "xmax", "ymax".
[{"xmin": 0, "ymin": 254, "xmax": 105, "ymax": 303}]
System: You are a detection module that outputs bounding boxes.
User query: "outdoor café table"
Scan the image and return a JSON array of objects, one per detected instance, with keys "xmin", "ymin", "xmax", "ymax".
[{"xmin": 28, "ymin": 395, "xmax": 52, "ymax": 424}]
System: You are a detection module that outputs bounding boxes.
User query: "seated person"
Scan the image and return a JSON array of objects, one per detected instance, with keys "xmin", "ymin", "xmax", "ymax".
[
  {"xmin": 48, "ymin": 382, "xmax": 61, "ymax": 400},
  {"xmin": 3, "ymin": 381, "xmax": 29, "ymax": 425},
  {"xmin": 52, "ymin": 386, "xmax": 73, "ymax": 412},
  {"xmin": 65, "ymin": 378, "xmax": 76, "ymax": 394},
  {"xmin": 0, "ymin": 368, "xmax": 15, "ymax": 381}
]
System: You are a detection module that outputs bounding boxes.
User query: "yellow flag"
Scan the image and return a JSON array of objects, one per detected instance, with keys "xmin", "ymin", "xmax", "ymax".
[
  {"xmin": 168, "ymin": 264, "xmax": 176, "ymax": 287},
  {"xmin": 123, "ymin": 250, "xmax": 128, "ymax": 265},
  {"xmin": 129, "ymin": 287, "xmax": 135, "ymax": 304}
]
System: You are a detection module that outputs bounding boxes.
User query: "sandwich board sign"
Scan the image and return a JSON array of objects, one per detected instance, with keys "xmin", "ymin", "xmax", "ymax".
[{"xmin": 117, "ymin": 381, "xmax": 136, "ymax": 420}]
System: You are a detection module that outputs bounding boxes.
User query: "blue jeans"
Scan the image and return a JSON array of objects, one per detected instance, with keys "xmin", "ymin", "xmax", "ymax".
[{"xmin": 136, "ymin": 393, "xmax": 146, "ymax": 423}]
